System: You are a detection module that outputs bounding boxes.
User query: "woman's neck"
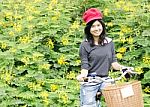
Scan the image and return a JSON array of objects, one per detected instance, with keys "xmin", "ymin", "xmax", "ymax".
[{"xmin": 94, "ymin": 37, "xmax": 99, "ymax": 45}]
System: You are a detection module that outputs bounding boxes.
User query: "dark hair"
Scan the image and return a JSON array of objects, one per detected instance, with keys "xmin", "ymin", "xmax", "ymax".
[{"xmin": 84, "ymin": 19, "xmax": 107, "ymax": 46}]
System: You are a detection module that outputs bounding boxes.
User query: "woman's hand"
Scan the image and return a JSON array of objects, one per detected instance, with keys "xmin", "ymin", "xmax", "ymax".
[
  {"xmin": 76, "ymin": 69, "xmax": 88, "ymax": 82},
  {"xmin": 111, "ymin": 62, "xmax": 122, "ymax": 70}
]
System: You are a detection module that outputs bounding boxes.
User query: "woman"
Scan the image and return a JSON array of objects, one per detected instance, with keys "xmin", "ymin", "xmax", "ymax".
[{"xmin": 77, "ymin": 8, "xmax": 133, "ymax": 107}]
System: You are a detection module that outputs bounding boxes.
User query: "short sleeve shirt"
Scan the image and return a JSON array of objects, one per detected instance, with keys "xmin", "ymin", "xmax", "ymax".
[{"xmin": 79, "ymin": 37, "xmax": 117, "ymax": 76}]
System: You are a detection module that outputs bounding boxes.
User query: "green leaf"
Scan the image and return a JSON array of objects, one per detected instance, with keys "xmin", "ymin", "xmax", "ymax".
[{"xmin": 144, "ymin": 70, "xmax": 150, "ymax": 80}]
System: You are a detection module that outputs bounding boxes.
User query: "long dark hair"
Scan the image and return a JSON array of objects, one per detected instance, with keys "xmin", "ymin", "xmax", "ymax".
[{"xmin": 84, "ymin": 19, "xmax": 107, "ymax": 46}]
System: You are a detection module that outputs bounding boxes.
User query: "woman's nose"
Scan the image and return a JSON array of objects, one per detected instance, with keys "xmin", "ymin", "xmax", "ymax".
[{"xmin": 95, "ymin": 26, "xmax": 99, "ymax": 30}]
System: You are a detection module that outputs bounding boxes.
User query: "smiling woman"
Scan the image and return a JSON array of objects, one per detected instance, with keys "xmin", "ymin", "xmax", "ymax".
[{"xmin": 77, "ymin": 8, "xmax": 134, "ymax": 107}]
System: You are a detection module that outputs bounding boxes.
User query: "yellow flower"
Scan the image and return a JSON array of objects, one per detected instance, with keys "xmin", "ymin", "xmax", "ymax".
[
  {"xmin": 116, "ymin": 53, "xmax": 123, "ymax": 59},
  {"xmin": 28, "ymin": 82, "xmax": 42, "ymax": 91},
  {"xmin": 115, "ymin": 1, "xmax": 125, "ymax": 8},
  {"xmin": 57, "ymin": 55, "xmax": 67, "ymax": 65},
  {"xmin": 37, "ymin": 80, "xmax": 45, "ymax": 86},
  {"xmin": 40, "ymin": 91, "xmax": 49, "ymax": 98},
  {"xmin": 54, "ymin": 11, "xmax": 61, "ymax": 18},
  {"xmin": 120, "ymin": 25, "xmax": 132, "ymax": 33},
  {"xmin": 143, "ymin": 55, "xmax": 150, "ymax": 64},
  {"xmin": 5, "ymin": 11, "xmax": 13, "ymax": 16},
  {"xmin": 32, "ymin": 52, "xmax": 44, "ymax": 61},
  {"xmin": 48, "ymin": 0, "xmax": 58, "ymax": 11},
  {"xmin": 70, "ymin": 21, "xmax": 80, "ymax": 29},
  {"xmin": 62, "ymin": 95, "xmax": 68, "ymax": 104},
  {"xmin": 0, "ymin": 21, "xmax": 3, "ymax": 25},
  {"xmin": 66, "ymin": 72, "xmax": 76, "ymax": 79},
  {"xmin": 19, "ymin": 36, "xmax": 30, "ymax": 44},
  {"xmin": 4, "ymin": 11, "xmax": 13, "ymax": 19},
  {"xmin": 9, "ymin": 31, "xmax": 15, "ymax": 37},
  {"xmin": 25, "ymin": 4, "xmax": 35, "ymax": 13},
  {"xmin": 61, "ymin": 36, "xmax": 69, "ymax": 45},
  {"xmin": 104, "ymin": 8, "xmax": 109, "ymax": 16},
  {"xmin": 9, "ymin": 48, "xmax": 17, "ymax": 53},
  {"xmin": 59, "ymin": 92, "xmax": 69, "ymax": 104},
  {"xmin": 117, "ymin": 47, "xmax": 127, "ymax": 53},
  {"xmin": 13, "ymin": 23, "xmax": 22, "ymax": 32},
  {"xmin": 119, "ymin": 36, "xmax": 126, "ymax": 43},
  {"xmin": 127, "ymin": 36, "xmax": 134, "ymax": 44},
  {"xmin": 144, "ymin": 86, "xmax": 150, "ymax": 93},
  {"xmin": 50, "ymin": 84, "xmax": 58, "ymax": 92},
  {"xmin": 21, "ymin": 56, "xmax": 29, "ymax": 65},
  {"xmin": 51, "ymin": 11, "xmax": 60, "ymax": 21},
  {"xmin": 51, "ymin": 16, "xmax": 58, "ymax": 21},
  {"xmin": 135, "ymin": 67, "xmax": 143, "ymax": 74},
  {"xmin": 28, "ymin": 82, "xmax": 35, "ymax": 89},
  {"xmin": 48, "ymin": 4, "xmax": 53, "ymax": 10},
  {"xmin": 107, "ymin": 22, "xmax": 113, "ymax": 27},
  {"xmin": 50, "ymin": 0, "xmax": 58, "ymax": 5},
  {"xmin": 39, "ymin": 63, "xmax": 51, "ymax": 70},
  {"xmin": 13, "ymin": 14, "xmax": 22, "ymax": 19},
  {"xmin": 1, "ymin": 42, "xmax": 7, "ymax": 49},
  {"xmin": 119, "ymin": 32, "xmax": 124, "ymax": 37},
  {"xmin": 123, "ymin": 2, "xmax": 133, "ymax": 12},
  {"xmin": 123, "ymin": 6, "xmax": 130, "ymax": 12},
  {"xmin": 46, "ymin": 39, "xmax": 54, "ymax": 49},
  {"xmin": 76, "ymin": 60, "xmax": 81, "ymax": 65},
  {"xmin": 0, "ymin": 71, "xmax": 13, "ymax": 84}
]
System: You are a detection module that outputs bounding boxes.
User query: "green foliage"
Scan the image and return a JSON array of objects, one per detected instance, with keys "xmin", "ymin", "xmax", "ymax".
[{"xmin": 0, "ymin": 0, "xmax": 149, "ymax": 106}]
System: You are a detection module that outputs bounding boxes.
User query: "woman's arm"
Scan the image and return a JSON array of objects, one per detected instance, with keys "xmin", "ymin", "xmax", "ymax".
[
  {"xmin": 77, "ymin": 42, "xmax": 89, "ymax": 81},
  {"xmin": 111, "ymin": 62, "xmax": 134, "ymax": 72},
  {"xmin": 111, "ymin": 62, "xmax": 123, "ymax": 71}
]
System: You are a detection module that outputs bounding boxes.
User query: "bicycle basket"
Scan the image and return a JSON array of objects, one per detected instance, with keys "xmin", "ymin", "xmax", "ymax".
[{"xmin": 102, "ymin": 81, "xmax": 144, "ymax": 107}]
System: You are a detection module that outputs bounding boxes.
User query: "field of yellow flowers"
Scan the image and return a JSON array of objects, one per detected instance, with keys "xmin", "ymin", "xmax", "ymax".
[{"xmin": 0, "ymin": 0, "xmax": 150, "ymax": 106}]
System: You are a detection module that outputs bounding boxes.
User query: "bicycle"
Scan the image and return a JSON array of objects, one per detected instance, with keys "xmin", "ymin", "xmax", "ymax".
[{"xmin": 79, "ymin": 69, "xmax": 144, "ymax": 107}]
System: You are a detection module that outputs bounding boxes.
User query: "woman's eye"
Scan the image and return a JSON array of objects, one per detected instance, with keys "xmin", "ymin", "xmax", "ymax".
[{"xmin": 91, "ymin": 25, "xmax": 95, "ymax": 28}]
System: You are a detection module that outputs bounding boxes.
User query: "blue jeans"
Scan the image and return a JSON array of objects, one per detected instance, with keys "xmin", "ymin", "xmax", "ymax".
[{"xmin": 80, "ymin": 81, "xmax": 110, "ymax": 107}]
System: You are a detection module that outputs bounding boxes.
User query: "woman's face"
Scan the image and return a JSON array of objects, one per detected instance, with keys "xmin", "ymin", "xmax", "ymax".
[{"xmin": 90, "ymin": 20, "xmax": 103, "ymax": 37}]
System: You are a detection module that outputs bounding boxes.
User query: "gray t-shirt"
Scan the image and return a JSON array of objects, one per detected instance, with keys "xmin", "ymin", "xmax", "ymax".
[{"xmin": 79, "ymin": 38, "xmax": 117, "ymax": 76}]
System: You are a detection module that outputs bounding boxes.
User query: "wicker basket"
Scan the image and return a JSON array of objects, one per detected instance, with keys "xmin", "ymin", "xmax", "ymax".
[{"xmin": 102, "ymin": 81, "xmax": 144, "ymax": 107}]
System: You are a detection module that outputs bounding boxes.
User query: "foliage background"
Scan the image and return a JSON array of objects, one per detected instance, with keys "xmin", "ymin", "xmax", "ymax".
[{"xmin": 0, "ymin": 0, "xmax": 149, "ymax": 106}]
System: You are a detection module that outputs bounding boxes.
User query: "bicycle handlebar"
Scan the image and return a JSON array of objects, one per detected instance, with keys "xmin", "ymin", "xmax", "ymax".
[{"xmin": 80, "ymin": 70, "xmax": 137, "ymax": 83}]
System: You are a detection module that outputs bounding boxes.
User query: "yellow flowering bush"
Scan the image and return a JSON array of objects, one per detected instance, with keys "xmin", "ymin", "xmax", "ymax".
[{"xmin": 0, "ymin": 0, "xmax": 149, "ymax": 106}]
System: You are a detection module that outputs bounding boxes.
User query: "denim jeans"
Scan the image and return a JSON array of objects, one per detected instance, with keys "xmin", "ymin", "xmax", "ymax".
[{"xmin": 80, "ymin": 80, "xmax": 110, "ymax": 107}]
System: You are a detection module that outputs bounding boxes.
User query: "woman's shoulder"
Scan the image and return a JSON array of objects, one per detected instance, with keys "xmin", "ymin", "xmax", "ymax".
[
  {"xmin": 104, "ymin": 37, "xmax": 112, "ymax": 44},
  {"xmin": 80, "ymin": 39, "xmax": 90, "ymax": 46}
]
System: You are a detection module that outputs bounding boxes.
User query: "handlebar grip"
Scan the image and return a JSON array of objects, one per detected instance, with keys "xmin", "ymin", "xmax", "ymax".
[{"xmin": 121, "ymin": 67, "xmax": 136, "ymax": 78}]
